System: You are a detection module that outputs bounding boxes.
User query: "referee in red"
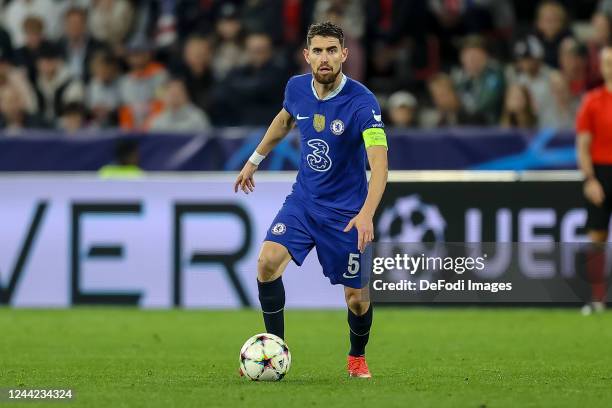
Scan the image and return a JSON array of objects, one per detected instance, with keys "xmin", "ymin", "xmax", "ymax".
[{"xmin": 576, "ymin": 45, "xmax": 612, "ymax": 313}]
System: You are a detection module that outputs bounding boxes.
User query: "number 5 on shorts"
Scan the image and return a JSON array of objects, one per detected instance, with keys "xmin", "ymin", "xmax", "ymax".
[{"xmin": 343, "ymin": 253, "xmax": 360, "ymax": 279}]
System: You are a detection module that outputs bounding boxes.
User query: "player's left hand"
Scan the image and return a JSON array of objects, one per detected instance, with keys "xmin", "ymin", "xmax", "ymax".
[{"xmin": 343, "ymin": 212, "xmax": 374, "ymax": 253}]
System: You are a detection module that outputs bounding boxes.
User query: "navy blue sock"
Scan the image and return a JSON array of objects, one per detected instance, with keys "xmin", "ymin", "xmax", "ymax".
[
  {"xmin": 257, "ymin": 276, "xmax": 285, "ymax": 339},
  {"xmin": 348, "ymin": 304, "xmax": 373, "ymax": 357}
]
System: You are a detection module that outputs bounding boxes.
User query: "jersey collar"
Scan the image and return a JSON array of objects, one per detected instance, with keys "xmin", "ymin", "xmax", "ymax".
[{"xmin": 311, "ymin": 73, "xmax": 347, "ymax": 101}]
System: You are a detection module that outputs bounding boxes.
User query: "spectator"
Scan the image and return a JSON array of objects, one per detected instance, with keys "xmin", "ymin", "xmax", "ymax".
[
  {"xmin": 422, "ymin": 73, "xmax": 474, "ymax": 127},
  {"xmin": 586, "ymin": 11, "xmax": 612, "ymax": 87},
  {"xmin": 507, "ymin": 35, "xmax": 553, "ymax": 119},
  {"xmin": 313, "ymin": 0, "xmax": 365, "ymax": 40},
  {"xmin": 212, "ymin": 3, "xmax": 246, "ymax": 80},
  {"xmin": 3, "ymin": 0, "xmax": 64, "ymax": 47},
  {"xmin": 34, "ymin": 43, "xmax": 85, "ymax": 123},
  {"xmin": 98, "ymin": 139, "xmax": 144, "ymax": 179},
  {"xmin": 386, "ymin": 90, "xmax": 418, "ymax": 128},
  {"xmin": 0, "ymin": 85, "xmax": 47, "ymax": 135},
  {"xmin": 212, "ymin": 32, "xmax": 288, "ymax": 125},
  {"xmin": 558, "ymin": 37, "xmax": 590, "ymax": 97},
  {"xmin": 452, "ymin": 35, "xmax": 505, "ymax": 125},
  {"xmin": 149, "ymin": 78, "xmax": 211, "ymax": 132},
  {"xmin": 59, "ymin": 7, "xmax": 108, "ymax": 82},
  {"xmin": 13, "ymin": 16, "xmax": 55, "ymax": 84},
  {"xmin": 0, "ymin": 48, "xmax": 38, "ymax": 114},
  {"xmin": 118, "ymin": 41, "xmax": 168, "ymax": 130},
  {"xmin": 500, "ymin": 83, "xmax": 538, "ymax": 129},
  {"xmin": 85, "ymin": 51, "xmax": 121, "ymax": 128},
  {"xmin": 427, "ymin": 0, "xmax": 495, "ymax": 66},
  {"xmin": 57, "ymin": 101, "xmax": 89, "ymax": 134},
  {"xmin": 539, "ymin": 70, "xmax": 579, "ymax": 129},
  {"xmin": 89, "ymin": 0, "xmax": 135, "ymax": 48},
  {"xmin": 533, "ymin": 0, "xmax": 573, "ymax": 68},
  {"xmin": 171, "ymin": 35, "xmax": 215, "ymax": 114}
]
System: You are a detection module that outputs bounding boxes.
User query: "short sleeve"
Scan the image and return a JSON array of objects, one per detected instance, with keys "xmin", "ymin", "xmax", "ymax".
[
  {"xmin": 355, "ymin": 93, "xmax": 385, "ymax": 132},
  {"xmin": 282, "ymin": 78, "xmax": 293, "ymax": 117},
  {"xmin": 576, "ymin": 94, "xmax": 592, "ymax": 134},
  {"xmin": 355, "ymin": 93, "xmax": 387, "ymax": 149}
]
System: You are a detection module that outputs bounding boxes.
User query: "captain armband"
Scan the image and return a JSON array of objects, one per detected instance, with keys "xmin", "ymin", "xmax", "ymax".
[{"xmin": 362, "ymin": 128, "xmax": 388, "ymax": 149}]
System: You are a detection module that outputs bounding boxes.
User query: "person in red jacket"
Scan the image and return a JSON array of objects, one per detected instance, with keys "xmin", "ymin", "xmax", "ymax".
[{"xmin": 575, "ymin": 45, "xmax": 612, "ymax": 314}]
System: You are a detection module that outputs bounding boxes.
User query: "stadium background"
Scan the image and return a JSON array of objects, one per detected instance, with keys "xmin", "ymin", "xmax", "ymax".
[
  {"xmin": 1, "ymin": 0, "xmax": 605, "ymax": 306},
  {"xmin": 1, "ymin": 1, "xmax": 612, "ymax": 407}
]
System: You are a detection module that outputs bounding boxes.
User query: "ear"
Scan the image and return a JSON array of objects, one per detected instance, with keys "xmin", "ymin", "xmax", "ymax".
[
  {"xmin": 303, "ymin": 48, "xmax": 310, "ymax": 64},
  {"xmin": 341, "ymin": 47, "xmax": 348, "ymax": 63}
]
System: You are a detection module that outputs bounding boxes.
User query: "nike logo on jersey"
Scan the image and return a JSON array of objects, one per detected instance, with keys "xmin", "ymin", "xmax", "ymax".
[
  {"xmin": 342, "ymin": 273, "xmax": 359, "ymax": 279},
  {"xmin": 296, "ymin": 114, "xmax": 309, "ymax": 120},
  {"xmin": 372, "ymin": 109, "xmax": 382, "ymax": 122}
]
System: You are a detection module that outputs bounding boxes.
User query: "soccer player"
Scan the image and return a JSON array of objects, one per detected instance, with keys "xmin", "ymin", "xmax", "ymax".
[
  {"xmin": 234, "ymin": 22, "xmax": 388, "ymax": 378},
  {"xmin": 576, "ymin": 45, "xmax": 612, "ymax": 314}
]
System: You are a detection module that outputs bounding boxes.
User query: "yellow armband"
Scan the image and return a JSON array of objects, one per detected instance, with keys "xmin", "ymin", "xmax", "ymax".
[{"xmin": 362, "ymin": 128, "xmax": 388, "ymax": 149}]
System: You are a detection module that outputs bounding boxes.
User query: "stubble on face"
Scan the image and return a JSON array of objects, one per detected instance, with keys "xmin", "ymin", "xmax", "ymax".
[{"xmin": 313, "ymin": 66, "xmax": 339, "ymax": 84}]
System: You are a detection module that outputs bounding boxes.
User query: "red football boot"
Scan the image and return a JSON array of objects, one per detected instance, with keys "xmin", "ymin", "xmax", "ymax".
[{"xmin": 347, "ymin": 355, "xmax": 372, "ymax": 378}]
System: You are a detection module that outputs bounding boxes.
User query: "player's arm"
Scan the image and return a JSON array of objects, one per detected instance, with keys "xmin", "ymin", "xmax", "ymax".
[
  {"xmin": 234, "ymin": 109, "xmax": 295, "ymax": 194},
  {"xmin": 577, "ymin": 132, "xmax": 605, "ymax": 206},
  {"xmin": 362, "ymin": 146, "xmax": 388, "ymax": 217},
  {"xmin": 344, "ymin": 129, "xmax": 389, "ymax": 253}
]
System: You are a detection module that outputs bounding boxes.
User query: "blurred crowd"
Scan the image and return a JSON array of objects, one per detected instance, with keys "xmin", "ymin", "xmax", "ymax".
[{"xmin": 0, "ymin": 0, "xmax": 609, "ymax": 136}]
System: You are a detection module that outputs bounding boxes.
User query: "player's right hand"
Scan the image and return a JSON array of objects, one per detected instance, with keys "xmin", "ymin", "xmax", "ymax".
[
  {"xmin": 584, "ymin": 178, "xmax": 605, "ymax": 206},
  {"xmin": 234, "ymin": 161, "xmax": 258, "ymax": 194}
]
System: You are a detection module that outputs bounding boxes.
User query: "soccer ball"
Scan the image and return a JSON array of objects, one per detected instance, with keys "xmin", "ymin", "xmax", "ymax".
[{"xmin": 239, "ymin": 333, "xmax": 291, "ymax": 381}]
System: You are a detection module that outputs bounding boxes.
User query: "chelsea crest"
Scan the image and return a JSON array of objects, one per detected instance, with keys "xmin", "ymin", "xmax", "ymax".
[
  {"xmin": 330, "ymin": 119, "xmax": 345, "ymax": 135},
  {"xmin": 271, "ymin": 223, "xmax": 287, "ymax": 235}
]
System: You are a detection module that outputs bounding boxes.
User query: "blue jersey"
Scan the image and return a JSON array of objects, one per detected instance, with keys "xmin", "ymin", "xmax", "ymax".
[{"xmin": 283, "ymin": 73, "xmax": 386, "ymax": 215}]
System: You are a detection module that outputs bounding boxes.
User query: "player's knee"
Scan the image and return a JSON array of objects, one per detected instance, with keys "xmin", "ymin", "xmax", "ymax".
[
  {"xmin": 257, "ymin": 251, "xmax": 285, "ymax": 282},
  {"xmin": 345, "ymin": 291, "xmax": 369, "ymax": 316},
  {"xmin": 258, "ymin": 242, "xmax": 291, "ymax": 282}
]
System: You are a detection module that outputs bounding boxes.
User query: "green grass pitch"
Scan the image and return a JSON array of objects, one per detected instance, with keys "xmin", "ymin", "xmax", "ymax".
[{"xmin": 1, "ymin": 308, "xmax": 612, "ymax": 407}]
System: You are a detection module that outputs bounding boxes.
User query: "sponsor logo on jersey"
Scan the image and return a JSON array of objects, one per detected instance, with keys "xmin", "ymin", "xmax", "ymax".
[
  {"xmin": 306, "ymin": 139, "xmax": 332, "ymax": 171},
  {"xmin": 313, "ymin": 114, "xmax": 325, "ymax": 132}
]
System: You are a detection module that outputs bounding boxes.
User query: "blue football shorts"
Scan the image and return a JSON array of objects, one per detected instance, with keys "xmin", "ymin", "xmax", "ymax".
[{"xmin": 264, "ymin": 194, "xmax": 366, "ymax": 289}]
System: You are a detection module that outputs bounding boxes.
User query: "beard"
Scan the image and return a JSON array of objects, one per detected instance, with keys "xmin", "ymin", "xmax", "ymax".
[{"xmin": 313, "ymin": 66, "xmax": 339, "ymax": 85}]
